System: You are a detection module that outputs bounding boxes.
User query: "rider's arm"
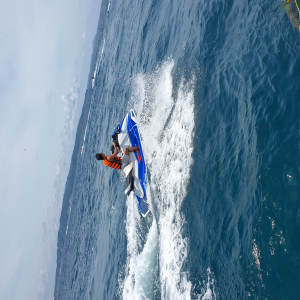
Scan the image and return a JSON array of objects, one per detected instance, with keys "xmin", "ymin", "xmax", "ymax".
[{"xmin": 107, "ymin": 143, "xmax": 119, "ymax": 161}]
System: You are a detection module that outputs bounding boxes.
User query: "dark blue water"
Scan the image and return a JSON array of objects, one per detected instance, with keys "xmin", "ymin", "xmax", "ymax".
[{"xmin": 54, "ymin": 0, "xmax": 300, "ymax": 299}]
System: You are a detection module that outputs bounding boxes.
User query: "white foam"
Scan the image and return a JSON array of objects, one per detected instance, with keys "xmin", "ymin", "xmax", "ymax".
[
  {"xmin": 122, "ymin": 195, "xmax": 158, "ymax": 299},
  {"xmin": 121, "ymin": 61, "xmax": 216, "ymax": 299},
  {"xmin": 121, "ymin": 61, "xmax": 202, "ymax": 299},
  {"xmin": 80, "ymin": 104, "xmax": 91, "ymax": 156},
  {"xmin": 91, "ymin": 39, "xmax": 106, "ymax": 89},
  {"xmin": 198, "ymin": 268, "xmax": 217, "ymax": 300}
]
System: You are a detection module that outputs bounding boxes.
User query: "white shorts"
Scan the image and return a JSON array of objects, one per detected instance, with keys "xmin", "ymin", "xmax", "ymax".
[{"xmin": 121, "ymin": 154, "xmax": 130, "ymax": 169}]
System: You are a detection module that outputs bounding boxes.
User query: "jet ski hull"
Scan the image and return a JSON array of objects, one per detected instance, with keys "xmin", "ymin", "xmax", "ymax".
[{"xmin": 114, "ymin": 110, "xmax": 149, "ymax": 216}]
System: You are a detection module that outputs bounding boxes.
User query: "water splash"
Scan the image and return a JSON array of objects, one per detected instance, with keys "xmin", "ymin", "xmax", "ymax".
[{"xmin": 121, "ymin": 61, "xmax": 215, "ymax": 299}]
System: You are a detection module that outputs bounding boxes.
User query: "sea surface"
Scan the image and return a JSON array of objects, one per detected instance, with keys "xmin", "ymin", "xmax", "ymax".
[{"xmin": 54, "ymin": 0, "xmax": 300, "ymax": 299}]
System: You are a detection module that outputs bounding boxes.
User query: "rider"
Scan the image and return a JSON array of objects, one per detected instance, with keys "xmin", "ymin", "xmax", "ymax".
[{"xmin": 95, "ymin": 142, "xmax": 139, "ymax": 170}]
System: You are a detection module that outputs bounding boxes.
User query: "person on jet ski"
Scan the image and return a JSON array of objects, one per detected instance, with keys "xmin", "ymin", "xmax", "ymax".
[{"xmin": 95, "ymin": 142, "xmax": 139, "ymax": 170}]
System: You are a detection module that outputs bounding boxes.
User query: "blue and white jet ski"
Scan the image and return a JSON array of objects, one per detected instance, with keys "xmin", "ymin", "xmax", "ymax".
[{"xmin": 112, "ymin": 110, "xmax": 149, "ymax": 217}]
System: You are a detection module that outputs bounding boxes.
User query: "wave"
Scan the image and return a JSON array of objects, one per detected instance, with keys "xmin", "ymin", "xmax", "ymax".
[
  {"xmin": 82, "ymin": 39, "xmax": 106, "ymax": 153},
  {"xmin": 91, "ymin": 39, "xmax": 106, "ymax": 89},
  {"xmin": 120, "ymin": 61, "xmax": 215, "ymax": 299}
]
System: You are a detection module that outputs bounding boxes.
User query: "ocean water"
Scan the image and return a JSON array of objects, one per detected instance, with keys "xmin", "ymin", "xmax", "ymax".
[{"xmin": 54, "ymin": 0, "xmax": 300, "ymax": 299}]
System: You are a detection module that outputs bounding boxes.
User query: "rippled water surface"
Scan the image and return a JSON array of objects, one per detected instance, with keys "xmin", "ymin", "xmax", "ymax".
[{"xmin": 55, "ymin": 0, "xmax": 300, "ymax": 299}]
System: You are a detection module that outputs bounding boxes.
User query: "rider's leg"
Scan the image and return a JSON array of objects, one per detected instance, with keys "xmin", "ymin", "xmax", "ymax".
[{"xmin": 124, "ymin": 145, "xmax": 139, "ymax": 155}]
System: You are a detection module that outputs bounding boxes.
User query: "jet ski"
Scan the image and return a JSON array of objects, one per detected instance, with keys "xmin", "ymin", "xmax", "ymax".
[{"xmin": 111, "ymin": 110, "xmax": 149, "ymax": 217}]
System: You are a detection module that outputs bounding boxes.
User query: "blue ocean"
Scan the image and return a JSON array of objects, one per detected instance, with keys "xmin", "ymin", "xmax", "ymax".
[{"xmin": 54, "ymin": 0, "xmax": 300, "ymax": 299}]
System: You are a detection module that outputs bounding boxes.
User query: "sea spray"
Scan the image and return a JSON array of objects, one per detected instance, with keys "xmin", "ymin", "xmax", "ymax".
[
  {"xmin": 122, "ymin": 61, "xmax": 193, "ymax": 299},
  {"xmin": 121, "ymin": 61, "xmax": 216, "ymax": 299},
  {"xmin": 122, "ymin": 194, "xmax": 159, "ymax": 300}
]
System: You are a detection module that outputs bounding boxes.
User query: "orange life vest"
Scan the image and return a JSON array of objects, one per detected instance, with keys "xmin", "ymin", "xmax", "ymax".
[{"xmin": 103, "ymin": 156, "xmax": 122, "ymax": 170}]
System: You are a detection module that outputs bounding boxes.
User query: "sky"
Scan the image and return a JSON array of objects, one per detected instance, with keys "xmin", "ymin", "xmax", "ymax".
[{"xmin": 0, "ymin": 0, "xmax": 101, "ymax": 299}]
